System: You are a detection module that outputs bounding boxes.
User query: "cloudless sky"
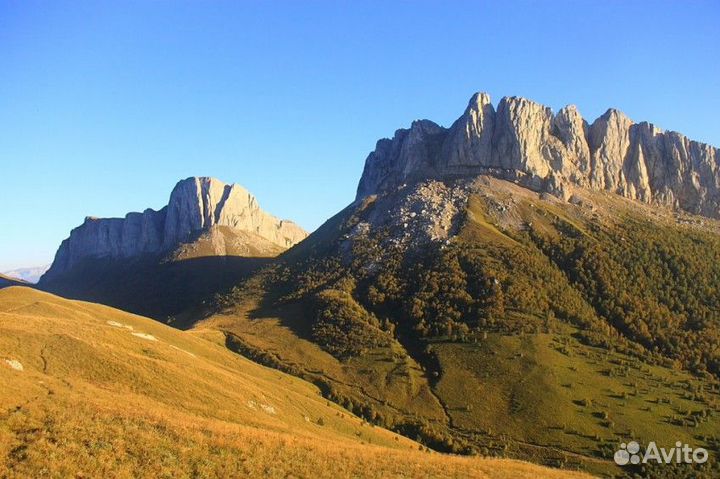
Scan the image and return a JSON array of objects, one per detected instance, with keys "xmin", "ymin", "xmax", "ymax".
[{"xmin": 1, "ymin": 1, "xmax": 719, "ymax": 271}]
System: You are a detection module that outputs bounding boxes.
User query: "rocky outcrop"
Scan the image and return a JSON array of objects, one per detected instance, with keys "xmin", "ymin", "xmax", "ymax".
[
  {"xmin": 162, "ymin": 177, "xmax": 306, "ymax": 250},
  {"xmin": 347, "ymin": 180, "xmax": 469, "ymax": 259},
  {"xmin": 42, "ymin": 177, "xmax": 307, "ymax": 281},
  {"xmin": 356, "ymin": 93, "xmax": 720, "ymax": 218}
]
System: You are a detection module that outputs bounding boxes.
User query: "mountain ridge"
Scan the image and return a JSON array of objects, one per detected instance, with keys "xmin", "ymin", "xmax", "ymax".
[
  {"xmin": 357, "ymin": 92, "xmax": 720, "ymax": 219},
  {"xmin": 41, "ymin": 177, "xmax": 307, "ymax": 283}
]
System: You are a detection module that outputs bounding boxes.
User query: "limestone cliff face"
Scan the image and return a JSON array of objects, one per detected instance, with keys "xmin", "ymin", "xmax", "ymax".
[
  {"xmin": 356, "ymin": 93, "xmax": 720, "ymax": 217},
  {"xmin": 43, "ymin": 177, "xmax": 307, "ymax": 280},
  {"xmin": 162, "ymin": 177, "xmax": 306, "ymax": 250}
]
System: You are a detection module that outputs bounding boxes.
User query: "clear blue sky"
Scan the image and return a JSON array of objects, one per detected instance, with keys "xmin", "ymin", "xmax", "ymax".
[{"xmin": 1, "ymin": 1, "xmax": 719, "ymax": 271}]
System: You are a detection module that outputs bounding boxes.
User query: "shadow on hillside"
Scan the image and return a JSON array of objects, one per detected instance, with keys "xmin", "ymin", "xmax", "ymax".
[
  {"xmin": 40, "ymin": 255, "xmax": 274, "ymax": 329},
  {"xmin": 247, "ymin": 283, "xmax": 316, "ymax": 339}
]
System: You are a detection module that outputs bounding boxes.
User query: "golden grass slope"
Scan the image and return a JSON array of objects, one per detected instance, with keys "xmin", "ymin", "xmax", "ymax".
[{"xmin": 0, "ymin": 287, "xmax": 590, "ymax": 478}]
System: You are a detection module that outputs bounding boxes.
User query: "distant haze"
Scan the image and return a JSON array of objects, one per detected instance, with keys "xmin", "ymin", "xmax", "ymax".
[{"xmin": 2, "ymin": 265, "xmax": 50, "ymax": 284}]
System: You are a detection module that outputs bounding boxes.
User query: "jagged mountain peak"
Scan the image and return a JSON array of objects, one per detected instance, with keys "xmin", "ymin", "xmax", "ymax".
[
  {"xmin": 464, "ymin": 91, "xmax": 493, "ymax": 111},
  {"xmin": 357, "ymin": 92, "xmax": 720, "ymax": 218}
]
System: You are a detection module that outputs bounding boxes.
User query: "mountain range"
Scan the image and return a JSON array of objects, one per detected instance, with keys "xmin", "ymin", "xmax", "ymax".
[
  {"xmin": 358, "ymin": 93, "xmax": 720, "ymax": 218},
  {"xmin": 7, "ymin": 91, "xmax": 720, "ymax": 478}
]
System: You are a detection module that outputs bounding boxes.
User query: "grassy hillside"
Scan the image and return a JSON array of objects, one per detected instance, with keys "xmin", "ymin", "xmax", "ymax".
[
  {"xmin": 0, "ymin": 287, "xmax": 587, "ymax": 478},
  {"xmin": 209, "ymin": 177, "xmax": 720, "ymax": 478}
]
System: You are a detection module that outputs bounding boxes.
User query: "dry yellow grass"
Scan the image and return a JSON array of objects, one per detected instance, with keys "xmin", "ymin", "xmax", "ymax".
[{"xmin": 0, "ymin": 287, "xmax": 591, "ymax": 478}]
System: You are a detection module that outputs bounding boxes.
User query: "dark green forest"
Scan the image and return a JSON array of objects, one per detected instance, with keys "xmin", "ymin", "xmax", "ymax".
[{"xmin": 233, "ymin": 200, "xmax": 720, "ymax": 380}]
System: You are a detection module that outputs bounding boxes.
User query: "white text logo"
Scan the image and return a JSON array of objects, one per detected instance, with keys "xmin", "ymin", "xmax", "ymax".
[{"xmin": 614, "ymin": 441, "xmax": 708, "ymax": 465}]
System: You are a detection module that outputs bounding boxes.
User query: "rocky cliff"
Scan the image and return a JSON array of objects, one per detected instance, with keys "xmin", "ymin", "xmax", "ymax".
[
  {"xmin": 42, "ymin": 177, "xmax": 307, "ymax": 281},
  {"xmin": 357, "ymin": 93, "xmax": 720, "ymax": 218}
]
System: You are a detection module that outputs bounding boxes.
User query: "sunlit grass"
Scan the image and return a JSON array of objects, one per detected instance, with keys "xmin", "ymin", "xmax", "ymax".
[{"xmin": 0, "ymin": 287, "xmax": 589, "ymax": 478}]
